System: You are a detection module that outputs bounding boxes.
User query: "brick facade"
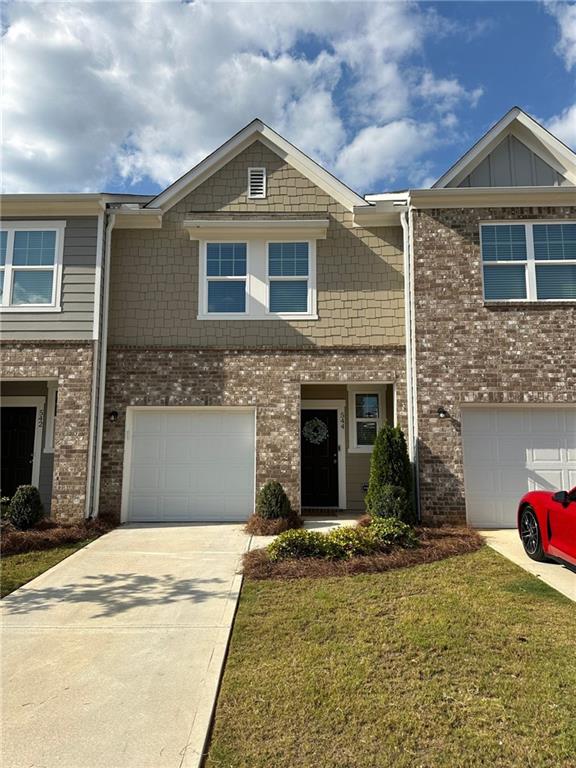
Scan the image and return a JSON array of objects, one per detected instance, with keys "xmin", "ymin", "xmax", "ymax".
[
  {"xmin": 0, "ymin": 341, "xmax": 95, "ymax": 523},
  {"xmin": 413, "ymin": 206, "xmax": 576, "ymax": 523},
  {"xmin": 99, "ymin": 347, "xmax": 406, "ymax": 522}
]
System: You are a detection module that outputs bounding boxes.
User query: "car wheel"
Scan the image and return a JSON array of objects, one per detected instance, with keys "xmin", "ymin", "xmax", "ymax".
[{"xmin": 519, "ymin": 506, "xmax": 546, "ymax": 562}]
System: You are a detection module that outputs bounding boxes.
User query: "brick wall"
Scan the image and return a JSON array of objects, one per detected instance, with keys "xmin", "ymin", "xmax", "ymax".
[
  {"xmin": 0, "ymin": 342, "xmax": 95, "ymax": 523},
  {"xmin": 99, "ymin": 347, "xmax": 406, "ymax": 521},
  {"xmin": 413, "ymin": 206, "xmax": 576, "ymax": 523},
  {"xmin": 108, "ymin": 141, "xmax": 405, "ymax": 348}
]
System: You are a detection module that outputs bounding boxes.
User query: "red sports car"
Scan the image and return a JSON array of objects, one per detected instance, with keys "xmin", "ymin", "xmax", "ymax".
[{"xmin": 518, "ymin": 487, "xmax": 576, "ymax": 566}]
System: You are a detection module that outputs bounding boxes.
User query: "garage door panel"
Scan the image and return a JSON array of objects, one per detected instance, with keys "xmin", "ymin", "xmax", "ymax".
[
  {"xmin": 528, "ymin": 470, "xmax": 564, "ymax": 492},
  {"xmin": 128, "ymin": 495, "xmax": 160, "ymax": 521},
  {"xmin": 131, "ymin": 439, "xmax": 162, "ymax": 462},
  {"xmin": 131, "ymin": 465, "xmax": 161, "ymax": 491},
  {"xmin": 132, "ymin": 412, "xmax": 164, "ymax": 435},
  {"xmin": 125, "ymin": 409, "xmax": 255, "ymax": 522},
  {"xmin": 462, "ymin": 407, "xmax": 575, "ymax": 529}
]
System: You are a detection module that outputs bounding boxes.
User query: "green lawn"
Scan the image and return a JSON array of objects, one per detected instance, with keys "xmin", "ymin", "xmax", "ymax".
[
  {"xmin": 206, "ymin": 547, "xmax": 576, "ymax": 768},
  {"xmin": 1, "ymin": 541, "xmax": 94, "ymax": 598}
]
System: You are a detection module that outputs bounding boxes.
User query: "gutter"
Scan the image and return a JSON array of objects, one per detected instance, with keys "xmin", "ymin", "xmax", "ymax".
[
  {"xmin": 90, "ymin": 212, "xmax": 116, "ymax": 518},
  {"xmin": 401, "ymin": 206, "xmax": 420, "ymax": 521}
]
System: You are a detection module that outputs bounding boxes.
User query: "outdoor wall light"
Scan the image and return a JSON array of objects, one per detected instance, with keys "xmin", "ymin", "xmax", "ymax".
[
  {"xmin": 437, "ymin": 406, "xmax": 449, "ymax": 419},
  {"xmin": 108, "ymin": 411, "xmax": 119, "ymax": 423}
]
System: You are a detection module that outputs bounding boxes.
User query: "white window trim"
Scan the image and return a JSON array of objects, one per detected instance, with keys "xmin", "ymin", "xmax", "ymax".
[
  {"xmin": 199, "ymin": 241, "xmax": 249, "ymax": 318},
  {"xmin": 301, "ymin": 400, "xmax": 347, "ymax": 509},
  {"xmin": 348, "ymin": 386, "xmax": 383, "ymax": 454},
  {"xmin": 265, "ymin": 240, "xmax": 316, "ymax": 318},
  {"xmin": 197, "ymin": 237, "xmax": 318, "ymax": 320},
  {"xmin": 1, "ymin": 396, "xmax": 45, "ymax": 488},
  {"xmin": 480, "ymin": 220, "xmax": 576, "ymax": 303},
  {"xmin": 44, "ymin": 382, "xmax": 58, "ymax": 453},
  {"xmin": 248, "ymin": 167, "xmax": 266, "ymax": 199},
  {"xmin": 0, "ymin": 221, "xmax": 65, "ymax": 313}
]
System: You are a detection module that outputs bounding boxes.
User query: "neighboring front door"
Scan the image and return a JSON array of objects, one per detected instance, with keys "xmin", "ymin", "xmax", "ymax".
[
  {"xmin": 1, "ymin": 407, "xmax": 36, "ymax": 497},
  {"xmin": 301, "ymin": 409, "xmax": 339, "ymax": 507}
]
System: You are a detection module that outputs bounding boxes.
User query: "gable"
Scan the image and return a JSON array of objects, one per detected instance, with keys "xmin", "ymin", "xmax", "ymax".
[
  {"xmin": 434, "ymin": 107, "xmax": 576, "ymax": 189},
  {"xmin": 168, "ymin": 140, "xmax": 334, "ymax": 215},
  {"xmin": 454, "ymin": 134, "xmax": 571, "ymax": 188},
  {"xmin": 146, "ymin": 119, "xmax": 367, "ymax": 212}
]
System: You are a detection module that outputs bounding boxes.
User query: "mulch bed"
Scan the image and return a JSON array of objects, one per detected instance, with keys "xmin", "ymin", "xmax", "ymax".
[
  {"xmin": 245, "ymin": 513, "xmax": 303, "ymax": 536},
  {"xmin": 242, "ymin": 526, "xmax": 484, "ymax": 580},
  {"xmin": 1, "ymin": 518, "xmax": 114, "ymax": 556}
]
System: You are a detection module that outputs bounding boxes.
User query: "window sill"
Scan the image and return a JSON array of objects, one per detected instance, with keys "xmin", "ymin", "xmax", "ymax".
[
  {"xmin": 0, "ymin": 306, "xmax": 62, "ymax": 313},
  {"xmin": 197, "ymin": 313, "xmax": 319, "ymax": 321},
  {"xmin": 348, "ymin": 447, "xmax": 374, "ymax": 454}
]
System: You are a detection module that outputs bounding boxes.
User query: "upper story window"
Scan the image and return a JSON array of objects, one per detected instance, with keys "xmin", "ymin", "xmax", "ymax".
[
  {"xmin": 198, "ymin": 238, "xmax": 317, "ymax": 320},
  {"xmin": 268, "ymin": 242, "xmax": 309, "ymax": 313},
  {"xmin": 206, "ymin": 243, "xmax": 247, "ymax": 313},
  {"xmin": 0, "ymin": 222, "xmax": 65, "ymax": 312},
  {"xmin": 481, "ymin": 222, "xmax": 576, "ymax": 302},
  {"xmin": 248, "ymin": 167, "xmax": 266, "ymax": 199}
]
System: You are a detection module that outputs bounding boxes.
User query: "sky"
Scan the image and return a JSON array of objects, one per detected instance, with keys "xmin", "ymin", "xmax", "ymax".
[{"xmin": 2, "ymin": 0, "xmax": 576, "ymax": 196}]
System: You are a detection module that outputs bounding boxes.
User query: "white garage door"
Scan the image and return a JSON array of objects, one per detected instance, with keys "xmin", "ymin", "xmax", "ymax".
[
  {"xmin": 462, "ymin": 407, "xmax": 576, "ymax": 528},
  {"xmin": 123, "ymin": 409, "xmax": 255, "ymax": 522}
]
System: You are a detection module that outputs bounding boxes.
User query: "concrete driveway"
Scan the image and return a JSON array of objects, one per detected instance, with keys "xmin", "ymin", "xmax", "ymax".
[
  {"xmin": 481, "ymin": 528, "xmax": 576, "ymax": 602},
  {"xmin": 1, "ymin": 523, "xmax": 249, "ymax": 768}
]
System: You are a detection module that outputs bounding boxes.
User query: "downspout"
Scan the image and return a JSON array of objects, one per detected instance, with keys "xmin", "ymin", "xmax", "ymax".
[
  {"xmin": 90, "ymin": 211, "xmax": 115, "ymax": 518},
  {"xmin": 84, "ymin": 209, "xmax": 105, "ymax": 518},
  {"xmin": 401, "ymin": 206, "xmax": 420, "ymax": 520}
]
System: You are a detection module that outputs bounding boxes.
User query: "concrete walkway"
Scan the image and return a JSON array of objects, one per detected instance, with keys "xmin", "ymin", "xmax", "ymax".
[
  {"xmin": 480, "ymin": 528, "xmax": 576, "ymax": 603},
  {"xmin": 1, "ymin": 524, "xmax": 249, "ymax": 768}
]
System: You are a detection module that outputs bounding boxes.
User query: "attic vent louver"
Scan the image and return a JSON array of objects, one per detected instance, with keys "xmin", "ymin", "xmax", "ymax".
[{"xmin": 248, "ymin": 167, "xmax": 266, "ymax": 199}]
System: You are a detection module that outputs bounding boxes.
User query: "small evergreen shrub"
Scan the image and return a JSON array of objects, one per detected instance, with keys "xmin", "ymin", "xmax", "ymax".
[
  {"xmin": 268, "ymin": 529, "xmax": 328, "ymax": 561},
  {"xmin": 267, "ymin": 520, "xmax": 418, "ymax": 562},
  {"xmin": 7, "ymin": 486, "xmax": 44, "ymax": 531},
  {"xmin": 325, "ymin": 526, "xmax": 378, "ymax": 558},
  {"xmin": 369, "ymin": 517, "xmax": 419, "ymax": 549},
  {"xmin": 255, "ymin": 481, "xmax": 292, "ymax": 520},
  {"xmin": 365, "ymin": 425, "xmax": 415, "ymax": 524},
  {"xmin": 1, "ymin": 496, "xmax": 12, "ymax": 520},
  {"xmin": 367, "ymin": 484, "xmax": 410, "ymax": 520}
]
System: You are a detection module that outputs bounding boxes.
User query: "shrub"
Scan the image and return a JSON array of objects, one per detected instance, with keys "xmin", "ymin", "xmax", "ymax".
[
  {"xmin": 8, "ymin": 486, "xmax": 44, "ymax": 531},
  {"xmin": 365, "ymin": 425, "xmax": 415, "ymax": 523},
  {"xmin": 367, "ymin": 484, "xmax": 411, "ymax": 520},
  {"xmin": 245, "ymin": 514, "xmax": 302, "ymax": 536},
  {"xmin": 255, "ymin": 481, "xmax": 292, "ymax": 520},
  {"xmin": 1, "ymin": 496, "xmax": 11, "ymax": 520},
  {"xmin": 268, "ymin": 529, "xmax": 328, "ymax": 561},
  {"xmin": 325, "ymin": 525, "xmax": 378, "ymax": 558},
  {"xmin": 267, "ymin": 520, "xmax": 418, "ymax": 562},
  {"xmin": 369, "ymin": 517, "xmax": 419, "ymax": 549}
]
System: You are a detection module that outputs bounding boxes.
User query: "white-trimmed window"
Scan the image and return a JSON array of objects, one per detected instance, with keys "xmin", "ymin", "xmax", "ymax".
[
  {"xmin": 0, "ymin": 222, "xmax": 65, "ymax": 311},
  {"xmin": 481, "ymin": 222, "xmax": 576, "ymax": 302},
  {"xmin": 198, "ymin": 238, "xmax": 317, "ymax": 319},
  {"xmin": 205, "ymin": 242, "xmax": 247, "ymax": 314},
  {"xmin": 267, "ymin": 242, "xmax": 310, "ymax": 314},
  {"xmin": 248, "ymin": 167, "xmax": 266, "ymax": 199},
  {"xmin": 348, "ymin": 387, "xmax": 382, "ymax": 452}
]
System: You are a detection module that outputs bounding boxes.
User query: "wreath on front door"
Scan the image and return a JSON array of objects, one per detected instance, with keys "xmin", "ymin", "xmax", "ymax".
[{"xmin": 302, "ymin": 417, "xmax": 329, "ymax": 445}]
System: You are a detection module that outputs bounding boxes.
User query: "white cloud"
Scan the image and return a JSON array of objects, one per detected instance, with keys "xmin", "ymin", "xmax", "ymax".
[
  {"xmin": 1, "ymin": 0, "xmax": 484, "ymax": 193},
  {"xmin": 547, "ymin": 103, "xmax": 576, "ymax": 146},
  {"xmin": 335, "ymin": 119, "xmax": 438, "ymax": 190},
  {"xmin": 545, "ymin": 0, "xmax": 576, "ymax": 69}
]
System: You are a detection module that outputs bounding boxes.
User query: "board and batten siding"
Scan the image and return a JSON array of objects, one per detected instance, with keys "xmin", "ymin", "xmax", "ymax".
[
  {"xmin": 454, "ymin": 135, "xmax": 571, "ymax": 188},
  {"xmin": 1, "ymin": 217, "xmax": 100, "ymax": 340}
]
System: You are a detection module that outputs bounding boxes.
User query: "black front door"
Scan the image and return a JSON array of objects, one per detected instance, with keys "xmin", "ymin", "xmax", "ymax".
[
  {"xmin": 1, "ymin": 407, "xmax": 36, "ymax": 498},
  {"xmin": 301, "ymin": 409, "xmax": 339, "ymax": 507}
]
